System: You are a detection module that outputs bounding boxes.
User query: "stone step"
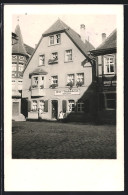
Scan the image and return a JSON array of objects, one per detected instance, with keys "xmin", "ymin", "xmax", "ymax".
[{"xmin": 12, "ymin": 114, "xmax": 26, "ymax": 121}]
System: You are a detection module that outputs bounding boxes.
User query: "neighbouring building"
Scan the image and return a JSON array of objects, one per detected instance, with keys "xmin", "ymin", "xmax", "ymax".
[
  {"xmin": 90, "ymin": 29, "xmax": 117, "ymax": 124},
  {"xmin": 22, "ymin": 19, "xmax": 96, "ymax": 122},
  {"xmin": 12, "ymin": 24, "xmax": 34, "ymax": 121}
]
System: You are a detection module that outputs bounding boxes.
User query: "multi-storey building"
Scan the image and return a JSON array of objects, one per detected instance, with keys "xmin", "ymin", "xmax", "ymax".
[
  {"xmin": 22, "ymin": 19, "xmax": 96, "ymax": 122},
  {"xmin": 12, "ymin": 24, "xmax": 34, "ymax": 121},
  {"xmin": 90, "ymin": 29, "xmax": 117, "ymax": 123}
]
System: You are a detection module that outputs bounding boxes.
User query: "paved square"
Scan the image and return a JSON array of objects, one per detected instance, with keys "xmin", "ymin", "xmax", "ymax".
[{"xmin": 12, "ymin": 121, "xmax": 116, "ymax": 159}]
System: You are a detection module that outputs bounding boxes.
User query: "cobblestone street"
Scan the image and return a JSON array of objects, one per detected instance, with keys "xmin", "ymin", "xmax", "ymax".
[{"xmin": 12, "ymin": 121, "xmax": 116, "ymax": 159}]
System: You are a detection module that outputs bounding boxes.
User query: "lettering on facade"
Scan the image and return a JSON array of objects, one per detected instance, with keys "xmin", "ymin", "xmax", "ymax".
[{"xmin": 55, "ymin": 89, "xmax": 80, "ymax": 96}]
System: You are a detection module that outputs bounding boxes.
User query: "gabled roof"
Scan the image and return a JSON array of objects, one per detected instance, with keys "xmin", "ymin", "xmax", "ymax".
[
  {"xmin": 43, "ymin": 19, "xmax": 95, "ymax": 56},
  {"xmin": 90, "ymin": 29, "xmax": 116, "ymax": 56},
  {"xmin": 12, "ymin": 24, "xmax": 28, "ymax": 56},
  {"xmin": 24, "ymin": 19, "xmax": 95, "ymax": 73},
  {"xmin": 24, "ymin": 44, "xmax": 34, "ymax": 56}
]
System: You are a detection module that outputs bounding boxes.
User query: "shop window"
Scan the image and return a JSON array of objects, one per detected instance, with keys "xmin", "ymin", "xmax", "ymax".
[
  {"xmin": 104, "ymin": 55, "xmax": 115, "ymax": 74},
  {"xmin": 76, "ymin": 73, "xmax": 84, "ymax": 87},
  {"xmin": 68, "ymin": 100, "xmax": 75, "ymax": 112},
  {"xmin": 65, "ymin": 49, "xmax": 72, "ymax": 62},
  {"xmin": 49, "ymin": 34, "xmax": 61, "ymax": 45},
  {"xmin": 67, "ymin": 74, "xmax": 75, "ymax": 87},
  {"xmin": 32, "ymin": 100, "xmax": 37, "ymax": 111},
  {"xmin": 77, "ymin": 101, "xmax": 84, "ymax": 112},
  {"xmin": 12, "ymin": 63, "xmax": 17, "ymax": 71},
  {"xmin": 105, "ymin": 93, "xmax": 116, "ymax": 109},
  {"xmin": 39, "ymin": 55, "xmax": 45, "ymax": 66}
]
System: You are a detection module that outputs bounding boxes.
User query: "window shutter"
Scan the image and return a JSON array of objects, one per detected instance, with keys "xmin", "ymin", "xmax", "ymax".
[
  {"xmin": 44, "ymin": 100, "xmax": 48, "ymax": 112},
  {"xmin": 28, "ymin": 100, "xmax": 31, "ymax": 112},
  {"xmin": 62, "ymin": 100, "xmax": 67, "ymax": 113}
]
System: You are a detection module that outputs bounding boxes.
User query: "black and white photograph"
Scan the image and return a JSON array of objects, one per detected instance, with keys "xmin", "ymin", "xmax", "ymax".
[{"xmin": 4, "ymin": 4, "xmax": 124, "ymax": 191}]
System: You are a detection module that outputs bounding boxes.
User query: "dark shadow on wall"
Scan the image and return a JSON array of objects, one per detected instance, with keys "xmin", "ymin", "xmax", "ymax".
[{"xmin": 64, "ymin": 82, "xmax": 99, "ymax": 124}]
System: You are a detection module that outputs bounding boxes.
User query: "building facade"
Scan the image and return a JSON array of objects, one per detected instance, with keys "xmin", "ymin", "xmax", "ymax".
[
  {"xmin": 22, "ymin": 19, "xmax": 97, "ymax": 122},
  {"xmin": 12, "ymin": 24, "xmax": 34, "ymax": 121},
  {"xmin": 90, "ymin": 30, "xmax": 117, "ymax": 124}
]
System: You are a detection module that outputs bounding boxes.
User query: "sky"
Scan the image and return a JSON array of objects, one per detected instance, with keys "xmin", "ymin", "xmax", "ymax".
[{"xmin": 12, "ymin": 5, "xmax": 117, "ymax": 49}]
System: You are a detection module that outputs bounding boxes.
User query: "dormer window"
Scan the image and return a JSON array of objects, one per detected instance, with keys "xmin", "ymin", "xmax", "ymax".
[
  {"xmin": 39, "ymin": 55, "xmax": 45, "ymax": 66},
  {"xmin": 49, "ymin": 34, "xmax": 61, "ymax": 46}
]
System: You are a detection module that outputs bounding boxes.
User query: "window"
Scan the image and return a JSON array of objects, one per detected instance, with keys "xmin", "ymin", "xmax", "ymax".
[
  {"xmin": 12, "ymin": 80, "xmax": 16, "ymax": 83},
  {"xmin": 49, "ymin": 34, "xmax": 61, "ymax": 45},
  {"xmin": 68, "ymin": 100, "xmax": 75, "ymax": 112},
  {"xmin": 65, "ymin": 50, "xmax": 72, "ymax": 62},
  {"xmin": 19, "ymin": 56, "xmax": 24, "ymax": 60},
  {"xmin": 76, "ymin": 73, "xmax": 84, "ymax": 86},
  {"xmin": 77, "ymin": 101, "xmax": 84, "ymax": 112},
  {"xmin": 12, "ymin": 63, "xmax": 17, "ymax": 71},
  {"xmin": 39, "ymin": 55, "xmax": 45, "ymax": 66},
  {"xmin": 56, "ymin": 34, "xmax": 61, "ymax": 44},
  {"xmin": 39, "ymin": 100, "xmax": 45, "ymax": 111},
  {"xmin": 32, "ymin": 76, "xmax": 38, "ymax": 88},
  {"xmin": 40, "ymin": 77, "xmax": 44, "ymax": 89},
  {"xmin": 104, "ymin": 55, "xmax": 115, "ymax": 74},
  {"xmin": 105, "ymin": 93, "xmax": 116, "ymax": 109},
  {"xmin": 32, "ymin": 100, "xmax": 37, "ymax": 111},
  {"xmin": 51, "ymin": 76, "xmax": 58, "ymax": 84},
  {"xmin": 50, "ymin": 36, "xmax": 54, "ymax": 45},
  {"xmin": 12, "ymin": 55, "xmax": 17, "ymax": 60},
  {"xmin": 48, "ymin": 52, "xmax": 58, "ymax": 64},
  {"xmin": 67, "ymin": 74, "xmax": 75, "ymax": 86},
  {"xmin": 50, "ymin": 76, "xmax": 58, "ymax": 88},
  {"xmin": 18, "ymin": 80, "xmax": 23, "ymax": 83},
  {"xmin": 19, "ymin": 64, "xmax": 24, "ymax": 72},
  {"xmin": 12, "ymin": 73, "xmax": 16, "ymax": 77}
]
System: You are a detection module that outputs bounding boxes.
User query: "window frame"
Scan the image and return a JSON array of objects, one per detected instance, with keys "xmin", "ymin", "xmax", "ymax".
[
  {"xmin": 65, "ymin": 49, "xmax": 72, "ymax": 62},
  {"xmin": 68, "ymin": 100, "xmax": 75, "ymax": 112},
  {"xmin": 32, "ymin": 100, "xmax": 38, "ymax": 111},
  {"xmin": 76, "ymin": 73, "xmax": 84, "ymax": 86},
  {"xmin": 67, "ymin": 73, "xmax": 75, "ymax": 86},
  {"xmin": 39, "ymin": 54, "xmax": 45, "ymax": 66},
  {"xmin": 104, "ymin": 55, "xmax": 115, "ymax": 75},
  {"xmin": 77, "ymin": 101, "xmax": 84, "ymax": 112},
  {"xmin": 49, "ymin": 34, "xmax": 61, "ymax": 46}
]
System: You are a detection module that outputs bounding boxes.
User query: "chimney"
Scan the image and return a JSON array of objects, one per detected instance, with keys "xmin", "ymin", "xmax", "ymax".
[
  {"xmin": 102, "ymin": 33, "xmax": 106, "ymax": 42},
  {"xmin": 80, "ymin": 24, "xmax": 86, "ymax": 43}
]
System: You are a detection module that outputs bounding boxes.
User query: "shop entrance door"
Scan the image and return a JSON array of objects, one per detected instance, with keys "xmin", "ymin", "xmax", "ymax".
[
  {"xmin": 52, "ymin": 100, "xmax": 58, "ymax": 119},
  {"xmin": 12, "ymin": 102, "xmax": 19, "ymax": 116}
]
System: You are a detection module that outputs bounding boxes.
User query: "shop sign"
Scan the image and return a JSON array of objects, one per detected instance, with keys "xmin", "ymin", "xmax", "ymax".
[{"xmin": 55, "ymin": 89, "xmax": 80, "ymax": 96}]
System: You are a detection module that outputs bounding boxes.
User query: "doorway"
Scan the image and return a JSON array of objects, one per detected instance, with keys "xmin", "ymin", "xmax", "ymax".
[{"xmin": 51, "ymin": 100, "xmax": 58, "ymax": 119}]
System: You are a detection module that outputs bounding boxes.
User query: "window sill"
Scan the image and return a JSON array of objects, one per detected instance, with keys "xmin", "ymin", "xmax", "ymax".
[
  {"xmin": 48, "ymin": 43, "xmax": 61, "ymax": 47},
  {"xmin": 64, "ymin": 60, "xmax": 73, "ymax": 63},
  {"xmin": 38, "ymin": 65, "xmax": 45, "ymax": 67}
]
